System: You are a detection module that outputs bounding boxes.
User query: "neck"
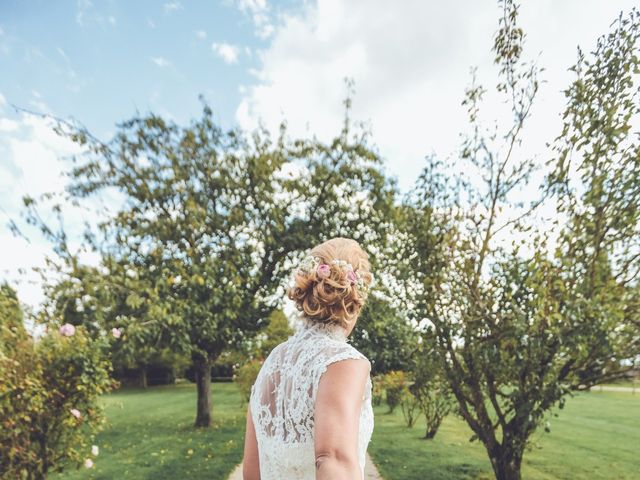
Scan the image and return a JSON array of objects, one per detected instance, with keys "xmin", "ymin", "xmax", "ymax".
[{"xmin": 300, "ymin": 317, "xmax": 348, "ymax": 341}]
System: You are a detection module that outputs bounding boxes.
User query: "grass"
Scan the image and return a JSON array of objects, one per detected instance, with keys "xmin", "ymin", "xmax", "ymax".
[
  {"xmin": 53, "ymin": 384, "xmax": 640, "ymax": 480},
  {"xmin": 597, "ymin": 380, "xmax": 639, "ymax": 389},
  {"xmin": 369, "ymin": 391, "xmax": 640, "ymax": 480},
  {"xmin": 53, "ymin": 383, "xmax": 245, "ymax": 480}
]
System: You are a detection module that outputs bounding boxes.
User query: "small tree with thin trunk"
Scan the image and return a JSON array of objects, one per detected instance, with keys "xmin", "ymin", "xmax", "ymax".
[
  {"xmin": 407, "ymin": 2, "xmax": 640, "ymax": 479},
  {"xmin": 409, "ymin": 338, "xmax": 453, "ymax": 440}
]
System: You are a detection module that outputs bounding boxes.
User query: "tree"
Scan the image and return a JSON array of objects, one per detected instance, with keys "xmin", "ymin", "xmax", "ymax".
[
  {"xmin": 53, "ymin": 96, "xmax": 397, "ymax": 428},
  {"xmin": 377, "ymin": 370, "xmax": 407, "ymax": 413},
  {"xmin": 409, "ymin": 337, "xmax": 454, "ymax": 440},
  {"xmin": 62, "ymin": 107, "xmax": 296, "ymax": 427},
  {"xmin": 408, "ymin": 2, "xmax": 640, "ymax": 479},
  {"xmin": 234, "ymin": 359, "xmax": 263, "ymax": 404},
  {"xmin": 35, "ymin": 257, "xmax": 171, "ymax": 389},
  {"xmin": 350, "ymin": 294, "xmax": 418, "ymax": 375},
  {"xmin": 255, "ymin": 309, "xmax": 293, "ymax": 359},
  {"xmin": 0, "ymin": 283, "xmax": 27, "ymax": 352}
]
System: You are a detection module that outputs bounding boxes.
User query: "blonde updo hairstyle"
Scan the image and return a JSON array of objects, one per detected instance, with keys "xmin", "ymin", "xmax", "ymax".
[{"xmin": 288, "ymin": 237, "xmax": 373, "ymax": 329}]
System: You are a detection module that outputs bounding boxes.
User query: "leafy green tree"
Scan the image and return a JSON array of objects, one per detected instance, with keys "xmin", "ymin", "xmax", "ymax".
[
  {"xmin": 351, "ymin": 294, "xmax": 418, "ymax": 375},
  {"xmin": 409, "ymin": 338, "xmax": 454, "ymax": 440},
  {"xmin": 407, "ymin": 3, "xmax": 640, "ymax": 479},
  {"xmin": 234, "ymin": 359, "xmax": 263, "ymax": 404},
  {"xmin": 399, "ymin": 386, "xmax": 420, "ymax": 428},
  {"xmin": 255, "ymin": 309, "xmax": 293, "ymax": 359},
  {"xmin": 63, "ymin": 108, "xmax": 294, "ymax": 427},
  {"xmin": 52, "ymin": 98, "xmax": 396, "ymax": 428},
  {"xmin": 0, "ymin": 283, "xmax": 27, "ymax": 352},
  {"xmin": 378, "ymin": 370, "xmax": 407, "ymax": 413},
  {"xmin": 36, "ymin": 258, "xmax": 169, "ymax": 388}
]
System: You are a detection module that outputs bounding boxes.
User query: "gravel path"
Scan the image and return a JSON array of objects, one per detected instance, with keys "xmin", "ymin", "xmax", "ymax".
[{"xmin": 227, "ymin": 453, "xmax": 383, "ymax": 479}]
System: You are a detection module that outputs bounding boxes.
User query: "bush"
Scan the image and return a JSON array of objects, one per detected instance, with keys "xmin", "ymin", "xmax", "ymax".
[
  {"xmin": 0, "ymin": 324, "xmax": 114, "ymax": 479},
  {"xmin": 379, "ymin": 370, "xmax": 407, "ymax": 413},
  {"xmin": 410, "ymin": 343, "xmax": 454, "ymax": 440},
  {"xmin": 371, "ymin": 376, "xmax": 384, "ymax": 406},
  {"xmin": 234, "ymin": 359, "xmax": 263, "ymax": 403},
  {"xmin": 400, "ymin": 384, "xmax": 420, "ymax": 428}
]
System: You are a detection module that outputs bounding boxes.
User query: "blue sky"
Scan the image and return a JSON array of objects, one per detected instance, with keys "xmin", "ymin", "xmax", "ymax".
[
  {"xmin": 0, "ymin": 0, "xmax": 291, "ymax": 137},
  {"xmin": 1, "ymin": 0, "xmax": 638, "ymax": 309}
]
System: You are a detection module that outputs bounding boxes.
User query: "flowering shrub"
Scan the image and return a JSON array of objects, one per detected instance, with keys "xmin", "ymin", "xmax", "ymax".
[{"xmin": 0, "ymin": 323, "xmax": 114, "ymax": 479}]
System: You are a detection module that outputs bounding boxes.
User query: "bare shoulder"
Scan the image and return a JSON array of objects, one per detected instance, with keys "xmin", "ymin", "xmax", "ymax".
[
  {"xmin": 325, "ymin": 355, "xmax": 370, "ymax": 376},
  {"xmin": 314, "ymin": 355, "xmax": 370, "ymax": 461},
  {"xmin": 320, "ymin": 355, "xmax": 370, "ymax": 396}
]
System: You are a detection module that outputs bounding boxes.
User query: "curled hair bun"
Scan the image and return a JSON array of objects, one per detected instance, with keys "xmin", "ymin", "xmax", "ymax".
[{"xmin": 288, "ymin": 238, "xmax": 373, "ymax": 328}]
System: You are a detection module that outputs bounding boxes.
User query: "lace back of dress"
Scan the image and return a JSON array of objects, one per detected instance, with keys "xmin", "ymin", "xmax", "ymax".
[
  {"xmin": 251, "ymin": 326, "xmax": 333, "ymax": 445},
  {"xmin": 249, "ymin": 322, "xmax": 373, "ymax": 479}
]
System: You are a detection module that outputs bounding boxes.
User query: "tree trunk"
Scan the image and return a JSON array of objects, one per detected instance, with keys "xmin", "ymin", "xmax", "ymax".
[
  {"xmin": 423, "ymin": 412, "xmax": 443, "ymax": 439},
  {"xmin": 140, "ymin": 364, "xmax": 148, "ymax": 389},
  {"xmin": 489, "ymin": 447, "xmax": 523, "ymax": 480},
  {"xmin": 194, "ymin": 358, "xmax": 213, "ymax": 428},
  {"xmin": 424, "ymin": 427, "xmax": 438, "ymax": 439}
]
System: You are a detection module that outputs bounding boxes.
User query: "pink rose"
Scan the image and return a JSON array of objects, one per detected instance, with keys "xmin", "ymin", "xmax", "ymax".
[
  {"xmin": 111, "ymin": 328, "xmax": 122, "ymax": 339},
  {"xmin": 346, "ymin": 270, "xmax": 358, "ymax": 284},
  {"xmin": 317, "ymin": 264, "xmax": 331, "ymax": 279},
  {"xmin": 84, "ymin": 459, "xmax": 94, "ymax": 469},
  {"xmin": 70, "ymin": 408, "xmax": 82, "ymax": 420},
  {"xmin": 59, "ymin": 323, "xmax": 76, "ymax": 337}
]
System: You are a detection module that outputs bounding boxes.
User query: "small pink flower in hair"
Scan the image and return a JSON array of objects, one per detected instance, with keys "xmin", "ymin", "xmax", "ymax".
[
  {"xmin": 346, "ymin": 270, "xmax": 358, "ymax": 284},
  {"xmin": 317, "ymin": 263, "xmax": 331, "ymax": 278}
]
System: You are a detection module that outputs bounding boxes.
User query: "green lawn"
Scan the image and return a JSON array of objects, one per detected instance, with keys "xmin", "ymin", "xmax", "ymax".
[
  {"xmin": 369, "ymin": 391, "xmax": 640, "ymax": 480},
  {"xmin": 598, "ymin": 380, "xmax": 639, "ymax": 389},
  {"xmin": 53, "ymin": 384, "xmax": 639, "ymax": 480},
  {"xmin": 53, "ymin": 383, "xmax": 245, "ymax": 480}
]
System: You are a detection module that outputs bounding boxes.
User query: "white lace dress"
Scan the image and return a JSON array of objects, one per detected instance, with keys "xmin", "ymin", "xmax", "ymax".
[{"xmin": 249, "ymin": 320, "xmax": 374, "ymax": 479}]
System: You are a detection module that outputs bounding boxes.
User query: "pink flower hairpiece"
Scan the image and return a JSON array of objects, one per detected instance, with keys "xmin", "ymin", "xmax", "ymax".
[
  {"xmin": 296, "ymin": 255, "xmax": 372, "ymax": 294},
  {"xmin": 317, "ymin": 263, "xmax": 331, "ymax": 278}
]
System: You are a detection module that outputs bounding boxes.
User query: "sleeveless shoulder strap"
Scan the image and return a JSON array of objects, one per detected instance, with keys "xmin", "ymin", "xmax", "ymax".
[{"xmin": 311, "ymin": 341, "xmax": 370, "ymax": 399}]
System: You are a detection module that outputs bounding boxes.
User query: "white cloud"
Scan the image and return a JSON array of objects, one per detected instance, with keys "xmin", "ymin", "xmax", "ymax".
[
  {"xmin": 151, "ymin": 56, "xmax": 172, "ymax": 68},
  {"xmin": 164, "ymin": 1, "xmax": 182, "ymax": 14},
  {"xmin": 212, "ymin": 42, "xmax": 240, "ymax": 64},
  {"xmin": 0, "ymin": 101, "xmax": 124, "ymax": 311},
  {"xmin": 0, "ymin": 118, "xmax": 19, "ymax": 132},
  {"xmin": 196, "ymin": 30, "xmax": 207, "ymax": 40},
  {"xmin": 235, "ymin": 0, "xmax": 274, "ymax": 39},
  {"xmin": 237, "ymin": 0, "xmax": 639, "ymax": 192},
  {"xmin": 0, "ymin": 108, "xmax": 82, "ymax": 308}
]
